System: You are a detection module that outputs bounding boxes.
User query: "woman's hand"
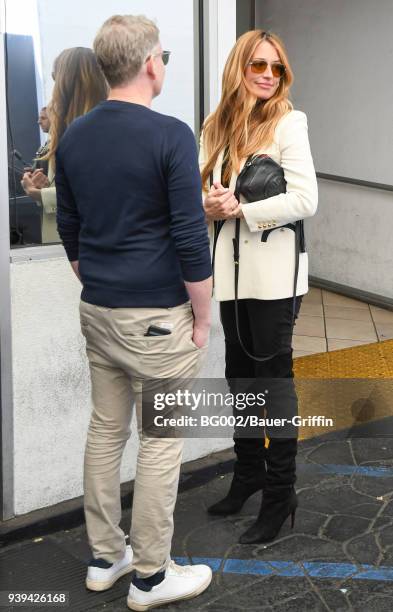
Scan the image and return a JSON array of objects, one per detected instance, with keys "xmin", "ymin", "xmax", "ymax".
[
  {"xmin": 30, "ymin": 169, "xmax": 50, "ymax": 189},
  {"xmin": 203, "ymin": 182, "xmax": 241, "ymax": 221},
  {"xmin": 21, "ymin": 172, "xmax": 43, "ymax": 202}
]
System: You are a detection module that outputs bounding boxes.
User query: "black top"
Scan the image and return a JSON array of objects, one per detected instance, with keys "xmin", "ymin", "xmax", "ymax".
[{"xmin": 56, "ymin": 100, "xmax": 211, "ymax": 308}]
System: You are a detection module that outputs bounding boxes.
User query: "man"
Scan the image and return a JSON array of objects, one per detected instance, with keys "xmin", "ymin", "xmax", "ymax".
[
  {"xmin": 55, "ymin": 14, "xmax": 213, "ymax": 611},
  {"xmin": 22, "ymin": 106, "xmax": 51, "ymax": 195},
  {"xmin": 38, "ymin": 105, "xmax": 51, "ymax": 134},
  {"xmin": 32, "ymin": 105, "xmax": 51, "ymax": 174}
]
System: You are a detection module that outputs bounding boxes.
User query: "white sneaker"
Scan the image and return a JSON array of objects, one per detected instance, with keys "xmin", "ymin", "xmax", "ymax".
[
  {"xmin": 86, "ymin": 544, "xmax": 133, "ymax": 591},
  {"xmin": 127, "ymin": 560, "xmax": 212, "ymax": 611}
]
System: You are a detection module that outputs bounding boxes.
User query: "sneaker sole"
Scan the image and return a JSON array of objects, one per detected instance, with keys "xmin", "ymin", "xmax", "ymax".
[
  {"xmin": 86, "ymin": 562, "xmax": 133, "ymax": 592},
  {"xmin": 126, "ymin": 573, "xmax": 212, "ymax": 611}
]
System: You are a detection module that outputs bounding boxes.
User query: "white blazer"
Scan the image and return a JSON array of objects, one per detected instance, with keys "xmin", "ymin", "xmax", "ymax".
[{"xmin": 199, "ymin": 109, "xmax": 318, "ymax": 301}]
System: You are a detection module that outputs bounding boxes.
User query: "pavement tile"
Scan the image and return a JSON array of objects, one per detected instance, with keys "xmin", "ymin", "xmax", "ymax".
[
  {"xmin": 302, "ymin": 288, "xmax": 322, "ymax": 304},
  {"xmin": 370, "ymin": 306, "xmax": 393, "ymax": 324},
  {"xmin": 377, "ymin": 524, "xmax": 393, "ymax": 548},
  {"xmin": 351, "ymin": 473, "xmax": 393, "ymax": 498},
  {"xmin": 382, "ymin": 500, "xmax": 393, "ymax": 517},
  {"xmin": 325, "ymin": 317, "xmax": 377, "ymax": 342},
  {"xmin": 294, "ymin": 315, "xmax": 325, "ymax": 338},
  {"xmin": 298, "ymin": 302, "xmax": 324, "ymax": 317},
  {"xmin": 292, "ymin": 335, "xmax": 327, "ymax": 354},
  {"xmin": 328, "ymin": 338, "xmax": 372, "ymax": 351},
  {"xmin": 375, "ymin": 322, "xmax": 393, "ymax": 341},
  {"xmin": 322, "ymin": 291, "xmax": 369, "ymax": 310},
  {"xmin": 351, "ymin": 438, "xmax": 393, "ymax": 463},
  {"xmin": 346, "ymin": 581, "xmax": 393, "ymax": 611},
  {"xmin": 346, "ymin": 532, "xmax": 381, "ymax": 565},
  {"xmin": 324, "ymin": 305, "xmax": 373, "ymax": 322},
  {"xmin": 322, "ymin": 514, "xmax": 370, "ymax": 541},
  {"xmin": 234, "ymin": 534, "xmax": 348, "ymax": 564},
  {"xmin": 217, "ymin": 574, "xmax": 327, "ymax": 611},
  {"xmin": 318, "ymin": 587, "xmax": 351, "ymax": 611},
  {"xmin": 306, "ymin": 441, "xmax": 356, "ymax": 465},
  {"xmin": 293, "ymin": 350, "xmax": 314, "ymax": 358}
]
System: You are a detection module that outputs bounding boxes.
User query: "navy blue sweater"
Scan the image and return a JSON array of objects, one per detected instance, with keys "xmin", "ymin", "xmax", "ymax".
[{"xmin": 56, "ymin": 100, "xmax": 211, "ymax": 308}]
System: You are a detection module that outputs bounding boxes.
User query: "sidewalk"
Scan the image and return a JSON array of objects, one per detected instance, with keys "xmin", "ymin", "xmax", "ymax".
[
  {"xmin": 293, "ymin": 287, "xmax": 393, "ymax": 357},
  {"xmin": 2, "ymin": 436, "xmax": 393, "ymax": 611}
]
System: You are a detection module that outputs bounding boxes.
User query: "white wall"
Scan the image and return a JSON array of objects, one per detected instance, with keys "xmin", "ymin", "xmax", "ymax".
[
  {"xmin": 37, "ymin": 0, "xmax": 196, "ymax": 130},
  {"xmin": 255, "ymin": 0, "xmax": 393, "ymax": 298},
  {"xmin": 307, "ymin": 181, "xmax": 393, "ymax": 298},
  {"xmin": 11, "ymin": 256, "xmax": 227, "ymax": 515},
  {"xmin": 255, "ymin": 0, "xmax": 393, "ymax": 186}
]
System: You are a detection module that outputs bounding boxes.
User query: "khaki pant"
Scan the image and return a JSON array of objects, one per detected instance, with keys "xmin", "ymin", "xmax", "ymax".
[{"xmin": 79, "ymin": 299, "xmax": 206, "ymax": 577}]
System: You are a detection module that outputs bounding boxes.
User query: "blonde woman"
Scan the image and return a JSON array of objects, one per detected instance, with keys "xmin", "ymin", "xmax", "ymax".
[
  {"xmin": 22, "ymin": 47, "xmax": 107, "ymax": 242},
  {"xmin": 200, "ymin": 30, "xmax": 318, "ymax": 543}
]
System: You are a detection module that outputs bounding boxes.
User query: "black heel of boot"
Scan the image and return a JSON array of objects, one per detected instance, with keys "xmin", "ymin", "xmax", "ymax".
[
  {"xmin": 207, "ymin": 476, "xmax": 264, "ymax": 516},
  {"xmin": 239, "ymin": 489, "xmax": 298, "ymax": 544}
]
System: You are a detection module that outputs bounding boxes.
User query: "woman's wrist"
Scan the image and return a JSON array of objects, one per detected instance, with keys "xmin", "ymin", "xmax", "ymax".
[{"xmin": 29, "ymin": 187, "xmax": 42, "ymax": 203}]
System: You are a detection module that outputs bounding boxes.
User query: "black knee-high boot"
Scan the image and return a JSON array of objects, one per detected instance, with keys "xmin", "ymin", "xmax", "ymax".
[
  {"xmin": 239, "ymin": 437, "xmax": 297, "ymax": 543},
  {"xmin": 208, "ymin": 436, "xmax": 266, "ymax": 515}
]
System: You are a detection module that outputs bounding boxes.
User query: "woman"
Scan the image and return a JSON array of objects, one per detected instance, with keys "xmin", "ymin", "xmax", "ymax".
[
  {"xmin": 22, "ymin": 47, "xmax": 108, "ymax": 243},
  {"xmin": 199, "ymin": 30, "xmax": 318, "ymax": 543}
]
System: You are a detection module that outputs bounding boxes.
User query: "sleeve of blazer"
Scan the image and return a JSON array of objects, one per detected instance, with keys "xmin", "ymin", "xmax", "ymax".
[
  {"xmin": 241, "ymin": 110, "xmax": 318, "ymax": 232},
  {"xmin": 40, "ymin": 186, "xmax": 57, "ymax": 214}
]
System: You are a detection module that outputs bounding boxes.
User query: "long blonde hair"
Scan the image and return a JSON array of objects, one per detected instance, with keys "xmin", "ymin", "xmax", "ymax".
[
  {"xmin": 44, "ymin": 47, "xmax": 108, "ymax": 165},
  {"xmin": 201, "ymin": 30, "xmax": 294, "ymax": 190}
]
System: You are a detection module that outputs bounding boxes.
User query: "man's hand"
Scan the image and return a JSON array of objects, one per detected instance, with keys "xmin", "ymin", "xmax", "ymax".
[
  {"xmin": 184, "ymin": 277, "xmax": 212, "ymax": 349},
  {"xmin": 70, "ymin": 260, "xmax": 81, "ymax": 282},
  {"xmin": 192, "ymin": 319, "xmax": 210, "ymax": 349},
  {"xmin": 203, "ymin": 182, "xmax": 240, "ymax": 221}
]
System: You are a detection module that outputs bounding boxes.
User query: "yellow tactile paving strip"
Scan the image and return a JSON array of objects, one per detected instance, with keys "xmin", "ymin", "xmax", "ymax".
[
  {"xmin": 291, "ymin": 340, "xmax": 393, "ymax": 440},
  {"xmin": 293, "ymin": 339, "xmax": 393, "ymax": 378}
]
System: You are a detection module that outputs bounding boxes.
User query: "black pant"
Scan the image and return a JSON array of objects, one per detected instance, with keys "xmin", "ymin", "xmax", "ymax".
[{"xmin": 220, "ymin": 296, "xmax": 302, "ymax": 497}]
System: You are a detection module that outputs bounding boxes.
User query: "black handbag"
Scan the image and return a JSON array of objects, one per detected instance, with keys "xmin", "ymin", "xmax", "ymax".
[{"xmin": 211, "ymin": 153, "xmax": 306, "ymax": 362}]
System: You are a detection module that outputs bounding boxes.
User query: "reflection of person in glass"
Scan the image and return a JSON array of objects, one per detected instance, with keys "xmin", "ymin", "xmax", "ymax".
[
  {"xmin": 21, "ymin": 48, "xmax": 107, "ymax": 243},
  {"xmin": 30, "ymin": 106, "xmax": 52, "ymax": 175},
  {"xmin": 38, "ymin": 105, "xmax": 51, "ymax": 134},
  {"xmin": 199, "ymin": 30, "xmax": 318, "ymax": 543}
]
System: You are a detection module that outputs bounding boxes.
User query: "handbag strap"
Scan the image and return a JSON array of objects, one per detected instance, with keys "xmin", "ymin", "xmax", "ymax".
[
  {"xmin": 232, "ymin": 218, "xmax": 300, "ymax": 362},
  {"xmin": 210, "ymin": 173, "xmax": 225, "ymax": 290}
]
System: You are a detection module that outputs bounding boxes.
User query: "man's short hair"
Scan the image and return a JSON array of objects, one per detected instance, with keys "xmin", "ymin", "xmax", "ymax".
[{"xmin": 94, "ymin": 15, "xmax": 160, "ymax": 88}]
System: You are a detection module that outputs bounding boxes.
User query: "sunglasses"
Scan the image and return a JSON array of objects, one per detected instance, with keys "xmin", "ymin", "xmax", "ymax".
[
  {"xmin": 247, "ymin": 59, "xmax": 286, "ymax": 79},
  {"xmin": 151, "ymin": 50, "xmax": 171, "ymax": 66}
]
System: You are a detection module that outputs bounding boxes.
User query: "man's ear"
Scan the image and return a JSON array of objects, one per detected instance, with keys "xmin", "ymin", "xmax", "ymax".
[{"xmin": 145, "ymin": 56, "xmax": 157, "ymax": 80}]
